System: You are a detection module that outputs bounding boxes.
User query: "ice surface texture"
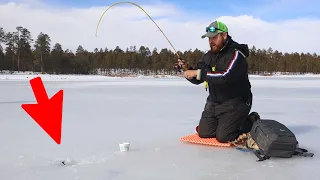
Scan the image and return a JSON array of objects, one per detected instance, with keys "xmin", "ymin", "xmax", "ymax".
[{"xmin": 0, "ymin": 74, "xmax": 319, "ymax": 180}]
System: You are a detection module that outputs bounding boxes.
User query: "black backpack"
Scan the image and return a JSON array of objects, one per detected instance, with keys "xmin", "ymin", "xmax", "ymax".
[{"xmin": 250, "ymin": 119, "xmax": 314, "ymax": 162}]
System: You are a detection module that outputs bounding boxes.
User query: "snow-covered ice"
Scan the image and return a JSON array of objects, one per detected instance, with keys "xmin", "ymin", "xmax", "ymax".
[{"xmin": 0, "ymin": 74, "xmax": 319, "ymax": 180}]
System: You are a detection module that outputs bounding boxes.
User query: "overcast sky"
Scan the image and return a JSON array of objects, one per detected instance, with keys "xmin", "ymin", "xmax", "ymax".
[{"xmin": 1, "ymin": 0, "xmax": 319, "ymax": 54}]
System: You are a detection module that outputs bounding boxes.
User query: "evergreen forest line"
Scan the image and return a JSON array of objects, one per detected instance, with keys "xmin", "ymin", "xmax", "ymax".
[{"xmin": 1, "ymin": 26, "xmax": 319, "ymax": 76}]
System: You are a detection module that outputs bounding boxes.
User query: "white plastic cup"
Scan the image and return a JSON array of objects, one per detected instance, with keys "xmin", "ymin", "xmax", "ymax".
[{"xmin": 119, "ymin": 142, "xmax": 130, "ymax": 152}]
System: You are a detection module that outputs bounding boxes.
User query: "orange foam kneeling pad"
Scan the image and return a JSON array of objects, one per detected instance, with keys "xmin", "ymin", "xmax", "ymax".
[{"xmin": 180, "ymin": 133, "xmax": 232, "ymax": 147}]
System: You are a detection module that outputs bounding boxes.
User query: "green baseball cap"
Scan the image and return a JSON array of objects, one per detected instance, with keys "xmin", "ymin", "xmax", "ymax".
[{"xmin": 201, "ymin": 20, "xmax": 228, "ymax": 39}]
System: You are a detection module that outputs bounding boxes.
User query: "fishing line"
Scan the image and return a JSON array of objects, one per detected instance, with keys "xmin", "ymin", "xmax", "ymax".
[{"xmin": 95, "ymin": 1, "xmax": 181, "ymax": 59}]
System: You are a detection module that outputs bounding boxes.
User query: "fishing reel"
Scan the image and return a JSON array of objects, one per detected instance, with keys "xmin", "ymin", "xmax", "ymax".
[
  {"xmin": 173, "ymin": 58, "xmax": 189, "ymax": 73},
  {"xmin": 173, "ymin": 63, "xmax": 182, "ymax": 72}
]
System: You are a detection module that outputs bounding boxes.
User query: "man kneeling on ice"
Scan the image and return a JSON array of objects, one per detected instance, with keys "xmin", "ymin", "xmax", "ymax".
[{"xmin": 176, "ymin": 20, "xmax": 260, "ymax": 143}]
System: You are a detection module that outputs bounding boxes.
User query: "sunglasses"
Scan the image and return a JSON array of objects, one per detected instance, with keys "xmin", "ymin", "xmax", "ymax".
[{"xmin": 206, "ymin": 26, "xmax": 224, "ymax": 33}]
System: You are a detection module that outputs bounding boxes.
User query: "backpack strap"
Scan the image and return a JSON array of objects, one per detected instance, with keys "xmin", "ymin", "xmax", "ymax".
[
  {"xmin": 294, "ymin": 148, "xmax": 314, "ymax": 157},
  {"xmin": 253, "ymin": 148, "xmax": 314, "ymax": 161},
  {"xmin": 243, "ymin": 140, "xmax": 270, "ymax": 162},
  {"xmin": 252, "ymin": 149, "xmax": 270, "ymax": 162}
]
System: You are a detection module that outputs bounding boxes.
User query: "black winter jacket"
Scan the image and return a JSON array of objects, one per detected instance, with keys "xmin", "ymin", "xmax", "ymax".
[{"xmin": 187, "ymin": 36, "xmax": 252, "ymax": 103}]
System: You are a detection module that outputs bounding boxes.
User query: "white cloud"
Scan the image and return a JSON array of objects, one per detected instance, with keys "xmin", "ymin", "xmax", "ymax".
[{"xmin": 1, "ymin": 1, "xmax": 319, "ymax": 55}]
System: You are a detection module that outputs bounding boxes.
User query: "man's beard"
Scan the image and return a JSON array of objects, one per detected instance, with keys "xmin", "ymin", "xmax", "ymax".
[{"xmin": 210, "ymin": 40, "xmax": 226, "ymax": 53}]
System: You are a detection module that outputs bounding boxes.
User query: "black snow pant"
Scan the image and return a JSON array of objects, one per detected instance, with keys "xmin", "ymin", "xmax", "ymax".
[{"xmin": 197, "ymin": 96, "xmax": 253, "ymax": 143}]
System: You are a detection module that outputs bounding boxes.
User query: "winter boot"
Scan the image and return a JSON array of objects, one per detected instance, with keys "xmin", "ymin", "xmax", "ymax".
[
  {"xmin": 248, "ymin": 112, "xmax": 260, "ymax": 122},
  {"xmin": 238, "ymin": 112, "xmax": 260, "ymax": 133}
]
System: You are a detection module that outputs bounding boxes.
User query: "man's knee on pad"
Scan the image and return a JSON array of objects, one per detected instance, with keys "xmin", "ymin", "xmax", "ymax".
[
  {"xmin": 198, "ymin": 129, "xmax": 216, "ymax": 138},
  {"xmin": 216, "ymin": 132, "xmax": 235, "ymax": 143}
]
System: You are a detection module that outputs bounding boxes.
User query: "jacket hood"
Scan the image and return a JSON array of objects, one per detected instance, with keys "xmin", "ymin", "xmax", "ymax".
[{"xmin": 227, "ymin": 36, "xmax": 250, "ymax": 57}]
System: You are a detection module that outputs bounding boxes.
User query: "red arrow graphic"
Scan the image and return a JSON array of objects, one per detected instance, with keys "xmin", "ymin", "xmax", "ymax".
[{"xmin": 21, "ymin": 77, "xmax": 64, "ymax": 144}]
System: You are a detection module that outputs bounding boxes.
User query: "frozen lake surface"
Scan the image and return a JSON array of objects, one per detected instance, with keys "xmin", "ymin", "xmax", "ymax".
[{"xmin": 0, "ymin": 74, "xmax": 319, "ymax": 180}]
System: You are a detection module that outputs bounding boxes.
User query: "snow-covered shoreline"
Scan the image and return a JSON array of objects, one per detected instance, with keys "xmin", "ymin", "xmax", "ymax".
[{"xmin": 1, "ymin": 71, "xmax": 320, "ymax": 81}]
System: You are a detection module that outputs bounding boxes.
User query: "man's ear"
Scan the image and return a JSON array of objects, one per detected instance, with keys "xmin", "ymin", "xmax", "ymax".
[{"xmin": 222, "ymin": 32, "xmax": 228, "ymax": 40}]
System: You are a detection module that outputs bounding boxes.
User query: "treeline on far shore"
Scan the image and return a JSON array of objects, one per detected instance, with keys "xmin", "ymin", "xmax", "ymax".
[{"xmin": 1, "ymin": 26, "xmax": 319, "ymax": 76}]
